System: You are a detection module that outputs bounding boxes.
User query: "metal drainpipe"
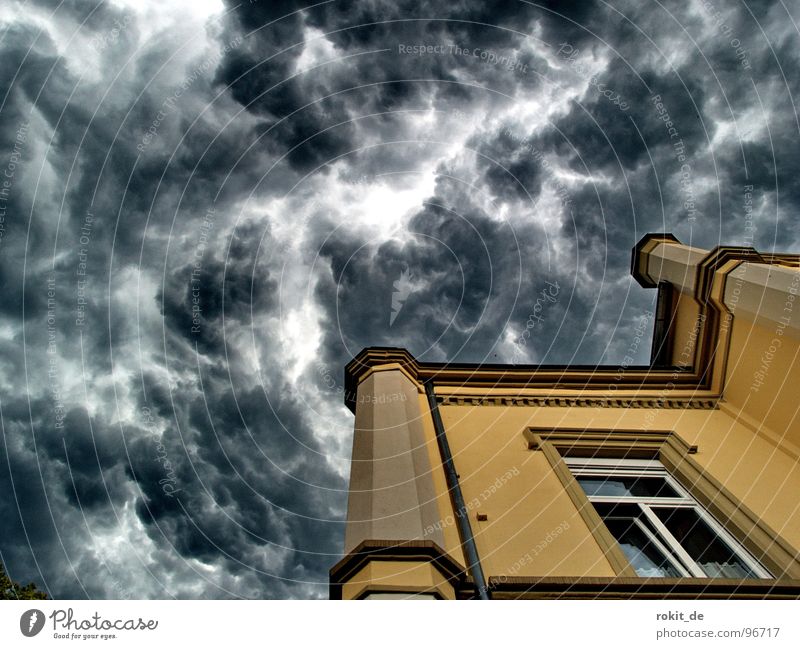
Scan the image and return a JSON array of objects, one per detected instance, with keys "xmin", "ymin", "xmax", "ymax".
[{"xmin": 424, "ymin": 380, "xmax": 491, "ymax": 600}]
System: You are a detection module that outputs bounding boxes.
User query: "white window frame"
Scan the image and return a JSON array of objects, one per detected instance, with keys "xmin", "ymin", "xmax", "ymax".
[{"xmin": 565, "ymin": 457, "xmax": 772, "ymax": 579}]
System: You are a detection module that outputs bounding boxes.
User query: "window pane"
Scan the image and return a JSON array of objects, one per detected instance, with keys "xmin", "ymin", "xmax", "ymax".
[
  {"xmin": 653, "ymin": 507, "xmax": 756, "ymax": 578},
  {"xmin": 577, "ymin": 476, "xmax": 679, "ymax": 499},
  {"xmin": 603, "ymin": 516, "xmax": 683, "ymax": 577}
]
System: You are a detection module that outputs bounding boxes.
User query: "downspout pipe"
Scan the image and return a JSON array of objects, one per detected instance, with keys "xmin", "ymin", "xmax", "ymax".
[{"xmin": 424, "ymin": 380, "xmax": 491, "ymax": 600}]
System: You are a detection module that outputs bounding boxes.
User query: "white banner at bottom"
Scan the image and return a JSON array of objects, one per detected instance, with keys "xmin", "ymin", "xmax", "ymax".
[{"xmin": 0, "ymin": 600, "xmax": 797, "ymax": 647}]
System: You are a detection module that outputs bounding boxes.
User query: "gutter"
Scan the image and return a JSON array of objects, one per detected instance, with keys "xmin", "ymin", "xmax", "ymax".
[{"xmin": 424, "ymin": 380, "xmax": 491, "ymax": 600}]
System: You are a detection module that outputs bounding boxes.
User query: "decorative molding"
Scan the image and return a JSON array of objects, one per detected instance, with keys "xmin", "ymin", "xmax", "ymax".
[
  {"xmin": 358, "ymin": 587, "xmax": 441, "ymax": 600},
  {"xmin": 487, "ymin": 576, "xmax": 800, "ymax": 599},
  {"xmin": 329, "ymin": 540, "xmax": 465, "ymax": 600},
  {"xmin": 524, "ymin": 428, "xmax": 698, "ymax": 455},
  {"xmin": 436, "ymin": 395, "xmax": 718, "ymax": 409},
  {"xmin": 695, "ymin": 246, "xmax": 765, "ymax": 305},
  {"xmin": 530, "ymin": 428, "xmax": 695, "ymax": 578},
  {"xmin": 342, "ymin": 237, "xmax": 800, "ymax": 413},
  {"xmin": 342, "ymin": 347, "xmax": 702, "ymax": 413},
  {"xmin": 356, "ymin": 362, "xmax": 425, "ymax": 395},
  {"xmin": 523, "ymin": 427, "xmax": 704, "ymax": 578},
  {"xmin": 528, "ymin": 427, "xmax": 800, "ymax": 582},
  {"xmin": 537, "ymin": 440, "xmax": 638, "ymax": 578}
]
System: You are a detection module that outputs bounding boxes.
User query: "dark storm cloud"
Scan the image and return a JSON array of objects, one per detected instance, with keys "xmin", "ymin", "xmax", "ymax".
[
  {"xmin": 0, "ymin": 0, "xmax": 798, "ymax": 600},
  {"xmin": 311, "ymin": 197, "xmax": 529, "ymax": 364},
  {"xmin": 216, "ymin": 0, "xmax": 550, "ymax": 174},
  {"xmin": 469, "ymin": 127, "xmax": 545, "ymax": 203},
  {"xmin": 310, "ymin": 164, "xmax": 648, "ymax": 368},
  {"xmin": 42, "ymin": 407, "xmax": 129, "ymax": 509},
  {"xmin": 534, "ymin": 57, "xmax": 710, "ymax": 176},
  {"xmin": 532, "ymin": 0, "xmax": 605, "ymax": 49},
  {"xmin": 0, "ymin": 0, "xmax": 346, "ymax": 598},
  {"xmin": 0, "ymin": 394, "xmax": 142, "ymax": 598},
  {"xmin": 124, "ymin": 374, "xmax": 346, "ymax": 596},
  {"xmin": 157, "ymin": 217, "xmax": 279, "ymax": 356}
]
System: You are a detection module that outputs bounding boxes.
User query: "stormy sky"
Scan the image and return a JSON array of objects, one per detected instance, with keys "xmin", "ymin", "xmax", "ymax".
[{"xmin": 0, "ymin": 0, "xmax": 798, "ymax": 599}]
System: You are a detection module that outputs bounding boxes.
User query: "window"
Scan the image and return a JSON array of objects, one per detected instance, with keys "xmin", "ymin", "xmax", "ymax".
[{"xmin": 565, "ymin": 457, "xmax": 772, "ymax": 579}]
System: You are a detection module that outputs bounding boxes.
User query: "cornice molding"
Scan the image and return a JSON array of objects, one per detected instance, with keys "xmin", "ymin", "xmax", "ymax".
[
  {"xmin": 437, "ymin": 395, "xmax": 718, "ymax": 409},
  {"xmin": 695, "ymin": 245, "xmax": 765, "ymax": 304},
  {"xmin": 343, "ymin": 347, "xmax": 700, "ymax": 412},
  {"xmin": 487, "ymin": 576, "xmax": 800, "ymax": 599},
  {"xmin": 329, "ymin": 539, "xmax": 466, "ymax": 600},
  {"xmin": 342, "ymin": 237, "xmax": 799, "ymax": 413}
]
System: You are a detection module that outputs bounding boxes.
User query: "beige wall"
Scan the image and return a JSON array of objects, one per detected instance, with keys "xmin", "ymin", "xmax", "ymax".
[
  {"xmin": 434, "ymin": 402, "xmax": 800, "ymax": 578},
  {"xmin": 722, "ymin": 314, "xmax": 800, "ymax": 455}
]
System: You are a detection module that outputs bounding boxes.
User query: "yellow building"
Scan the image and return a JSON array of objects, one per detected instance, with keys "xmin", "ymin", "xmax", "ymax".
[{"xmin": 330, "ymin": 234, "xmax": 800, "ymax": 599}]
